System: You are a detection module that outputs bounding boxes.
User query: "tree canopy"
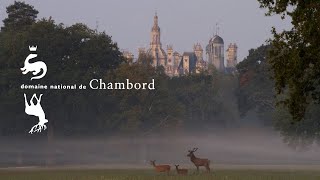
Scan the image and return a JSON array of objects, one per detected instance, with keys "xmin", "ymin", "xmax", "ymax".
[
  {"xmin": 237, "ymin": 45, "xmax": 275, "ymax": 126},
  {"xmin": 258, "ymin": 0, "xmax": 320, "ymax": 122},
  {"xmin": 1, "ymin": 1, "xmax": 38, "ymax": 31}
]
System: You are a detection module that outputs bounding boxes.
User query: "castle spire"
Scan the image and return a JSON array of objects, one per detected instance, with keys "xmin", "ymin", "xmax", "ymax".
[
  {"xmin": 215, "ymin": 23, "xmax": 220, "ymax": 36},
  {"xmin": 148, "ymin": 12, "xmax": 166, "ymax": 68},
  {"xmin": 151, "ymin": 12, "xmax": 160, "ymax": 33},
  {"xmin": 154, "ymin": 11, "xmax": 158, "ymax": 27}
]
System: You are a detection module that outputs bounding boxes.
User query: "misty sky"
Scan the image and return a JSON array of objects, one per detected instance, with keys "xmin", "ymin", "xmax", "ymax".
[{"xmin": 1, "ymin": 0, "xmax": 292, "ymax": 61}]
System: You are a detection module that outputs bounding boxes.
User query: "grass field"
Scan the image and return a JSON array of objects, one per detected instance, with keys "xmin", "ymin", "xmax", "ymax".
[{"xmin": 1, "ymin": 169, "xmax": 320, "ymax": 180}]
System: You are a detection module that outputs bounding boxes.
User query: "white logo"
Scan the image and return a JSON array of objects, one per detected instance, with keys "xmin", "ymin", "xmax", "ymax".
[
  {"xmin": 21, "ymin": 46, "xmax": 47, "ymax": 80},
  {"xmin": 23, "ymin": 93, "xmax": 48, "ymax": 134}
]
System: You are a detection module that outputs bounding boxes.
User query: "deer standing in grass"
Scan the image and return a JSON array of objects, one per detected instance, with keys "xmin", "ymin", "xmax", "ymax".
[
  {"xmin": 174, "ymin": 164, "xmax": 188, "ymax": 175},
  {"xmin": 150, "ymin": 160, "xmax": 171, "ymax": 175},
  {"xmin": 187, "ymin": 148, "xmax": 210, "ymax": 173}
]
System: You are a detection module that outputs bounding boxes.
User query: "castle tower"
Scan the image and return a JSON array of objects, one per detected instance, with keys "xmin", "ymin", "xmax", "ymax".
[
  {"xmin": 137, "ymin": 47, "xmax": 150, "ymax": 64},
  {"xmin": 138, "ymin": 47, "xmax": 146, "ymax": 55},
  {"xmin": 122, "ymin": 50, "xmax": 134, "ymax": 64},
  {"xmin": 147, "ymin": 12, "xmax": 167, "ymax": 67},
  {"xmin": 194, "ymin": 43, "xmax": 204, "ymax": 61},
  {"xmin": 166, "ymin": 45, "xmax": 174, "ymax": 76},
  {"xmin": 151, "ymin": 13, "xmax": 160, "ymax": 48},
  {"xmin": 182, "ymin": 53, "xmax": 191, "ymax": 74},
  {"xmin": 167, "ymin": 45, "xmax": 174, "ymax": 66},
  {"xmin": 206, "ymin": 34, "xmax": 225, "ymax": 72},
  {"xmin": 226, "ymin": 43, "xmax": 238, "ymax": 68},
  {"xmin": 194, "ymin": 43, "xmax": 207, "ymax": 73},
  {"xmin": 173, "ymin": 51, "xmax": 181, "ymax": 76}
]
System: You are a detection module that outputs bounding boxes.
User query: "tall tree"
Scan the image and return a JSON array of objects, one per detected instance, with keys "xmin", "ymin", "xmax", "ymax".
[
  {"xmin": 0, "ymin": 16, "xmax": 123, "ymax": 136},
  {"xmin": 258, "ymin": 0, "xmax": 320, "ymax": 122},
  {"xmin": 1, "ymin": 1, "xmax": 38, "ymax": 31},
  {"xmin": 237, "ymin": 45, "xmax": 275, "ymax": 126}
]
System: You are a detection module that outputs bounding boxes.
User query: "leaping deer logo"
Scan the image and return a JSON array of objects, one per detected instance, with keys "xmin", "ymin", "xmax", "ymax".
[
  {"xmin": 24, "ymin": 93, "xmax": 48, "ymax": 134},
  {"xmin": 21, "ymin": 46, "xmax": 47, "ymax": 80}
]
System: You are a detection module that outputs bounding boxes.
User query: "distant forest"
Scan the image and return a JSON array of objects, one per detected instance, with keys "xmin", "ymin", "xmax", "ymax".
[{"xmin": 1, "ymin": 1, "xmax": 320, "ymax": 148}]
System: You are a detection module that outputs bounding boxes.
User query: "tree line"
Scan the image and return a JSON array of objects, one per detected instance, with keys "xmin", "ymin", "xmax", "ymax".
[
  {"xmin": 1, "ymin": 1, "xmax": 320, "ymax": 149},
  {"xmin": 0, "ymin": 1, "xmax": 238, "ymax": 137}
]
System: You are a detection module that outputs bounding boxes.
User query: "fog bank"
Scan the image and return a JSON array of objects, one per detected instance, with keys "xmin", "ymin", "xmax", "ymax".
[{"xmin": 1, "ymin": 127, "xmax": 320, "ymax": 168}]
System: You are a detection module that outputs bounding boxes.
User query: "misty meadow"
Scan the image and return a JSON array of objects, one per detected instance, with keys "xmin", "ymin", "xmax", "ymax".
[{"xmin": 0, "ymin": 0, "xmax": 320, "ymax": 179}]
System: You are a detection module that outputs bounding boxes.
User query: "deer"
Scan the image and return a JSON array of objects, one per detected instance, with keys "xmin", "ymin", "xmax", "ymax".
[
  {"xmin": 150, "ymin": 160, "xmax": 171, "ymax": 175},
  {"xmin": 174, "ymin": 164, "xmax": 188, "ymax": 175},
  {"xmin": 187, "ymin": 148, "xmax": 210, "ymax": 173},
  {"xmin": 24, "ymin": 93, "xmax": 48, "ymax": 134}
]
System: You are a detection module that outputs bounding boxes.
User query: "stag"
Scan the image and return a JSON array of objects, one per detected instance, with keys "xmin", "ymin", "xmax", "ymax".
[
  {"xmin": 174, "ymin": 164, "xmax": 188, "ymax": 175},
  {"xmin": 150, "ymin": 160, "xmax": 171, "ymax": 175},
  {"xmin": 187, "ymin": 148, "xmax": 210, "ymax": 172}
]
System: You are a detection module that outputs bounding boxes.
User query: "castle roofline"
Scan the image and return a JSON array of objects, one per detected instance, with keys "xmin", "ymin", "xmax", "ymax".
[
  {"xmin": 183, "ymin": 52, "xmax": 195, "ymax": 56},
  {"xmin": 210, "ymin": 35, "xmax": 224, "ymax": 44}
]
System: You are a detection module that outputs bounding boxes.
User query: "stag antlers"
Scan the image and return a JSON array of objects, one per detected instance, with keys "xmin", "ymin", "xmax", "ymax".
[
  {"xmin": 188, "ymin": 148, "xmax": 198, "ymax": 153},
  {"xmin": 187, "ymin": 147, "xmax": 211, "ymax": 173}
]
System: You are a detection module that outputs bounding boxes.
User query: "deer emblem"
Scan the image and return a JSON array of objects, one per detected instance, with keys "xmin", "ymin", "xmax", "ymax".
[
  {"xmin": 187, "ymin": 148, "xmax": 211, "ymax": 173},
  {"xmin": 21, "ymin": 46, "xmax": 47, "ymax": 80},
  {"xmin": 24, "ymin": 93, "xmax": 48, "ymax": 134}
]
